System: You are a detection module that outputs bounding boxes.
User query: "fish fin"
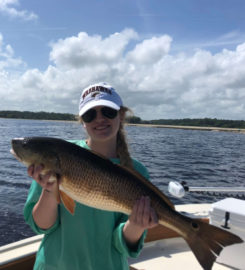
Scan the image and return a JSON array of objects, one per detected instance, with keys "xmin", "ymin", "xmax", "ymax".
[
  {"xmin": 60, "ymin": 190, "xmax": 76, "ymax": 215},
  {"xmin": 183, "ymin": 219, "xmax": 243, "ymax": 270}
]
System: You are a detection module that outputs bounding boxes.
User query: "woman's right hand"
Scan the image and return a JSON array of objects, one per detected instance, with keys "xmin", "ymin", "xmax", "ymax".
[
  {"xmin": 28, "ymin": 164, "xmax": 60, "ymax": 229},
  {"xmin": 27, "ymin": 164, "xmax": 58, "ymax": 194}
]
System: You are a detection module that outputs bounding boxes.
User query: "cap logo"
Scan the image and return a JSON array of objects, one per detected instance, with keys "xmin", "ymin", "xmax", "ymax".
[
  {"xmin": 82, "ymin": 86, "xmax": 112, "ymax": 100},
  {"xmin": 91, "ymin": 92, "xmax": 100, "ymax": 98}
]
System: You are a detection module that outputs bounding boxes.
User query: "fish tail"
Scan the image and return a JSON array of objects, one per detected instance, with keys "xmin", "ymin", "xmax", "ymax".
[{"xmin": 183, "ymin": 219, "xmax": 243, "ymax": 270}]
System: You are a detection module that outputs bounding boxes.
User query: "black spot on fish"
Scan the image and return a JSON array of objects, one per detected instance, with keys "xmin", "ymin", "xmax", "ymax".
[{"xmin": 191, "ymin": 222, "xmax": 199, "ymax": 230}]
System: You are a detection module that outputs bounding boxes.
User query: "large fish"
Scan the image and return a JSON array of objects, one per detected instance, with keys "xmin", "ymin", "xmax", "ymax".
[{"xmin": 11, "ymin": 137, "xmax": 243, "ymax": 270}]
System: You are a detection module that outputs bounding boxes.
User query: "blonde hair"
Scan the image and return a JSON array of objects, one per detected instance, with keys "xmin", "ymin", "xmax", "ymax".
[
  {"xmin": 78, "ymin": 106, "xmax": 133, "ymax": 169},
  {"xmin": 117, "ymin": 107, "xmax": 133, "ymax": 169}
]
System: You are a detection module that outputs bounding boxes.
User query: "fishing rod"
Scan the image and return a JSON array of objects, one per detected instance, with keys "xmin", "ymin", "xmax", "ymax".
[{"xmin": 168, "ymin": 181, "xmax": 245, "ymax": 199}]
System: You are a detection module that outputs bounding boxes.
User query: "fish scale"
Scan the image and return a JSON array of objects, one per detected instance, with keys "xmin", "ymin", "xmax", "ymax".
[{"xmin": 11, "ymin": 137, "xmax": 244, "ymax": 270}]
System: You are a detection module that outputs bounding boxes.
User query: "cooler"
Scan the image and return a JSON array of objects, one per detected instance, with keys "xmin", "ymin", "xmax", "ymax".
[{"xmin": 209, "ymin": 198, "xmax": 245, "ymax": 270}]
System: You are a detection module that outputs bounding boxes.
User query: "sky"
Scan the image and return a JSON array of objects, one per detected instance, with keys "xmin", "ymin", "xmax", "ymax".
[{"xmin": 0, "ymin": 0, "xmax": 245, "ymax": 120}]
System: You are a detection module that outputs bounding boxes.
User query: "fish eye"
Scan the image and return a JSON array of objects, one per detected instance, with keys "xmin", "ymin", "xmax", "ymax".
[{"xmin": 191, "ymin": 222, "xmax": 199, "ymax": 230}]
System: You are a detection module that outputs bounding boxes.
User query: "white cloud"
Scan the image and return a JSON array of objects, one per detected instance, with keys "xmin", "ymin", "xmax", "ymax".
[
  {"xmin": 126, "ymin": 35, "xmax": 172, "ymax": 64},
  {"xmin": 1, "ymin": 29, "xmax": 245, "ymax": 120},
  {"xmin": 49, "ymin": 29, "xmax": 138, "ymax": 69},
  {"xmin": 0, "ymin": 0, "xmax": 38, "ymax": 20},
  {"xmin": 0, "ymin": 33, "xmax": 25, "ymax": 70}
]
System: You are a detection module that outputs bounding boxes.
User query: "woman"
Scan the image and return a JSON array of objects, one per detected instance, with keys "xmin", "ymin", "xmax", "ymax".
[{"xmin": 24, "ymin": 82, "xmax": 158, "ymax": 270}]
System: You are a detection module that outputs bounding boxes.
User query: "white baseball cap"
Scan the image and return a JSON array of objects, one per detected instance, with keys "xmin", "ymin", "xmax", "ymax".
[{"xmin": 79, "ymin": 82, "xmax": 123, "ymax": 116}]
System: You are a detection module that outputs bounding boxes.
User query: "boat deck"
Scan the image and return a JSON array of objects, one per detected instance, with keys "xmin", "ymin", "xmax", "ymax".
[{"xmin": 129, "ymin": 237, "xmax": 232, "ymax": 270}]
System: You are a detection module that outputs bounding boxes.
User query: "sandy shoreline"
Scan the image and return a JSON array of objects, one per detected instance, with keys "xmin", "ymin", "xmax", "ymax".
[{"xmin": 127, "ymin": 123, "xmax": 245, "ymax": 133}]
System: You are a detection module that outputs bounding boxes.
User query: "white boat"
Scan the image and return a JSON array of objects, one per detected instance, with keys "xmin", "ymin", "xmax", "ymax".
[{"xmin": 1, "ymin": 200, "xmax": 244, "ymax": 270}]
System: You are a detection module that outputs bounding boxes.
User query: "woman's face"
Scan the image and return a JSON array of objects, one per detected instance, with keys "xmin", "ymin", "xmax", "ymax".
[{"xmin": 82, "ymin": 106, "xmax": 122, "ymax": 144}]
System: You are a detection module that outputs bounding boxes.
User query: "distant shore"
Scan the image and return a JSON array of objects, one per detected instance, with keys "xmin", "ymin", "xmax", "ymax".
[
  {"xmin": 127, "ymin": 123, "xmax": 245, "ymax": 133},
  {"xmin": 1, "ymin": 110, "xmax": 245, "ymax": 133},
  {"xmin": 1, "ymin": 117, "xmax": 245, "ymax": 133}
]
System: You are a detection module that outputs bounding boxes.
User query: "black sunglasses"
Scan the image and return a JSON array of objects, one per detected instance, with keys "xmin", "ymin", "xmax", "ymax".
[{"xmin": 82, "ymin": 107, "xmax": 118, "ymax": 123}]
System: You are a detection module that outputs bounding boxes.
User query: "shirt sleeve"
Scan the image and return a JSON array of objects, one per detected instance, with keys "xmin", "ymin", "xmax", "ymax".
[
  {"xmin": 23, "ymin": 180, "xmax": 60, "ymax": 235},
  {"xmin": 112, "ymin": 159, "xmax": 150, "ymax": 258},
  {"xmin": 112, "ymin": 216, "xmax": 147, "ymax": 258}
]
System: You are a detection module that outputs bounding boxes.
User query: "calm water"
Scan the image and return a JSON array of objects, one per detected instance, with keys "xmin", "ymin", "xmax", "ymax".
[{"xmin": 1, "ymin": 118, "xmax": 245, "ymax": 246}]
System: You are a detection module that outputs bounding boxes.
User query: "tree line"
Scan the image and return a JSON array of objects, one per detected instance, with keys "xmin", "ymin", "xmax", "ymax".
[
  {"xmin": 1, "ymin": 110, "xmax": 245, "ymax": 129},
  {"xmin": 0, "ymin": 111, "xmax": 76, "ymax": 121},
  {"xmin": 125, "ymin": 116, "xmax": 245, "ymax": 129}
]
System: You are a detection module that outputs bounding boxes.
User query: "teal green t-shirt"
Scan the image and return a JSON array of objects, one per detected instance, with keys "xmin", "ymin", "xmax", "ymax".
[{"xmin": 23, "ymin": 140, "xmax": 150, "ymax": 270}]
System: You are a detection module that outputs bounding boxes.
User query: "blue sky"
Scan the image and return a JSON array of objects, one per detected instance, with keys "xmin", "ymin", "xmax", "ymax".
[
  {"xmin": 1, "ymin": 0, "xmax": 245, "ymax": 119},
  {"xmin": 2, "ymin": 0, "xmax": 245, "ymax": 68}
]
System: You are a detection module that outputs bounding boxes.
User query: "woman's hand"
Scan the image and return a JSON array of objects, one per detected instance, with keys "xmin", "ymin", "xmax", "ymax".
[
  {"xmin": 27, "ymin": 164, "xmax": 58, "ymax": 193},
  {"xmin": 28, "ymin": 164, "xmax": 60, "ymax": 229},
  {"xmin": 123, "ymin": 196, "xmax": 158, "ymax": 248},
  {"xmin": 129, "ymin": 196, "xmax": 158, "ymax": 230}
]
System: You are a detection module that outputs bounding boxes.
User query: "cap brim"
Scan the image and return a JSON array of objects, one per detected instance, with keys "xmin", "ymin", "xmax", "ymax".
[{"xmin": 79, "ymin": 100, "xmax": 120, "ymax": 116}]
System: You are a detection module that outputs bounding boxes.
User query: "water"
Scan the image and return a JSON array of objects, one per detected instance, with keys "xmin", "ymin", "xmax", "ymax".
[{"xmin": 1, "ymin": 118, "xmax": 245, "ymax": 246}]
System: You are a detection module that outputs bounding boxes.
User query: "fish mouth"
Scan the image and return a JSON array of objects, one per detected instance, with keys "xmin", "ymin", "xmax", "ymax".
[
  {"xmin": 10, "ymin": 138, "xmax": 24, "ymax": 162},
  {"xmin": 10, "ymin": 138, "xmax": 25, "ymax": 158},
  {"xmin": 10, "ymin": 148, "xmax": 30, "ymax": 167},
  {"xmin": 10, "ymin": 148, "xmax": 21, "ymax": 161},
  {"xmin": 9, "ymin": 148, "xmax": 16, "ymax": 156},
  {"xmin": 10, "ymin": 148, "xmax": 17, "ymax": 157}
]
